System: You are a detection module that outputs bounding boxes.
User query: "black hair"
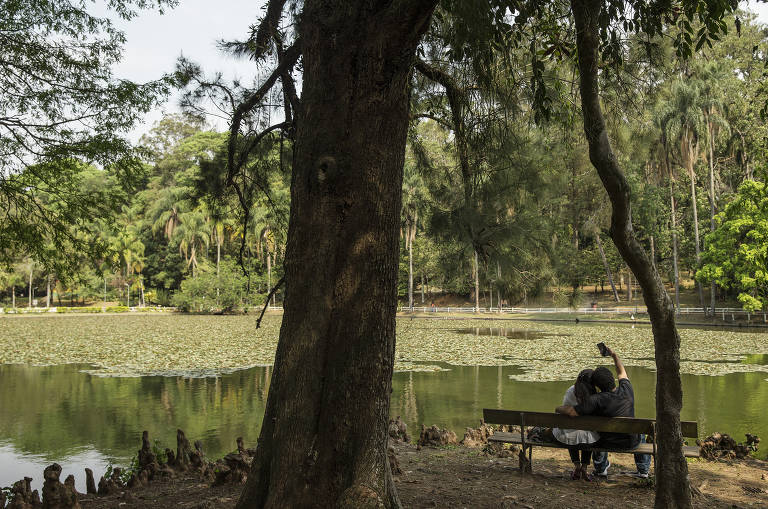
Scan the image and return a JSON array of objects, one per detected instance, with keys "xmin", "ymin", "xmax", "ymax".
[
  {"xmin": 592, "ymin": 367, "xmax": 616, "ymax": 392},
  {"xmin": 573, "ymin": 369, "xmax": 596, "ymax": 404}
]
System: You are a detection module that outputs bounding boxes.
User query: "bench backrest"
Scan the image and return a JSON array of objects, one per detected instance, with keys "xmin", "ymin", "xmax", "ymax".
[{"xmin": 483, "ymin": 409, "xmax": 698, "ymax": 437}]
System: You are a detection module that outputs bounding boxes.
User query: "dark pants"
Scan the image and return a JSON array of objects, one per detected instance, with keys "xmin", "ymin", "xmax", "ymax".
[
  {"xmin": 568, "ymin": 447, "xmax": 591, "ymax": 465},
  {"xmin": 592, "ymin": 434, "xmax": 651, "ymax": 475}
]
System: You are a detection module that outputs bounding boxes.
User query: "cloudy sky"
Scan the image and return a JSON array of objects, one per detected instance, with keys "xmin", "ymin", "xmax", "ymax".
[{"xmin": 109, "ymin": 1, "xmax": 768, "ymax": 141}]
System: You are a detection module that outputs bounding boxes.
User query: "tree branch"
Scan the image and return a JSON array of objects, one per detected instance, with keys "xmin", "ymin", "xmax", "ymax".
[{"xmin": 255, "ymin": 275, "xmax": 284, "ymax": 329}]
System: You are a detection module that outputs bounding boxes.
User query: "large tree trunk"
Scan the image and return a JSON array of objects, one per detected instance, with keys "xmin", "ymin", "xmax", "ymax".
[
  {"xmin": 236, "ymin": 3, "xmax": 436, "ymax": 508},
  {"xmin": 595, "ymin": 233, "xmax": 619, "ymax": 302},
  {"xmin": 571, "ymin": 1, "xmax": 692, "ymax": 507},
  {"xmin": 669, "ymin": 180, "xmax": 681, "ymax": 311}
]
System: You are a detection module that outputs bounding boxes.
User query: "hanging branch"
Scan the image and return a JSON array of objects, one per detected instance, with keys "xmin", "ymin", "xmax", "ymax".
[
  {"xmin": 255, "ymin": 275, "xmax": 285, "ymax": 328},
  {"xmin": 414, "ymin": 59, "xmax": 472, "ymax": 204}
]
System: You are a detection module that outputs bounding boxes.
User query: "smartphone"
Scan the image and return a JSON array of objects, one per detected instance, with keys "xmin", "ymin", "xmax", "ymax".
[{"xmin": 597, "ymin": 342, "xmax": 609, "ymax": 357}]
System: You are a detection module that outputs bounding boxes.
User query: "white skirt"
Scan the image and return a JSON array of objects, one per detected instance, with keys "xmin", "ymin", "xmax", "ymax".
[{"xmin": 552, "ymin": 428, "xmax": 600, "ymax": 445}]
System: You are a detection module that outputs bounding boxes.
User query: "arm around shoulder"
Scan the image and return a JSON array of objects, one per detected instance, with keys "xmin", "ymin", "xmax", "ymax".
[{"xmin": 555, "ymin": 405, "xmax": 579, "ymax": 417}]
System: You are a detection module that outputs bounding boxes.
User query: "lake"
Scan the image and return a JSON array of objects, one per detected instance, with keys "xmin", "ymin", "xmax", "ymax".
[
  {"xmin": 0, "ymin": 316, "xmax": 766, "ymax": 493},
  {"xmin": 1, "ymin": 361, "xmax": 767, "ymax": 493}
]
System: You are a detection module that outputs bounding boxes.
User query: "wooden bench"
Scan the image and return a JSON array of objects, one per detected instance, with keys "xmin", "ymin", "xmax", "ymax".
[{"xmin": 483, "ymin": 408, "xmax": 700, "ymax": 474}]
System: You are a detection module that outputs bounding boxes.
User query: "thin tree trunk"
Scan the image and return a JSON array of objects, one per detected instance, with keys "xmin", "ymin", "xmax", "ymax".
[
  {"xmin": 595, "ymin": 233, "xmax": 619, "ymax": 302},
  {"xmin": 688, "ymin": 157, "xmax": 706, "ymax": 310},
  {"xmin": 46, "ymin": 275, "xmax": 51, "ymax": 308},
  {"xmin": 473, "ymin": 250, "xmax": 480, "ymax": 312},
  {"xmin": 28, "ymin": 267, "xmax": 33, "ymax": 308},
  {"xmin": 497, "ymin": 261, "xmax": 502, "ymax": 313},
  {"xmin": 489, "ymin": 281, "xmax": 493, "ymax": 311},
  {"xmin": 571, "ymin": 2, "xmax": 691, "ymax": 507},
  {"xmin": 707, "ymin": 119, "xmax": 717, "ymax": 316},
  {"xmin": 217, "ymin": 230, "xmax": 222, "ymax": 306},
  {"xmin": 420, "ymin": 271, "xmax": 424, "ymax": 304},
  {"xmin": 266, "ymin": 250, "xmax": 272, "ymax": 307},
  {"xmin": 650, "ymin": 235, "xmax": 656, "ymax": 271},
  {"xmin": 670, "ymin": 180, "xmax": 681, "ymax": 311},
  {"xmin": 236, "ymin": 3, "xmax": 436, "ymax": 507},
  {"xmin": 12, "ymin": 285, "xmax": 15, "ymax": 309},
  {"xmin": 408, "ymin": 224, "xmax": 413, "ymax": 310},
  {"xmin": 627, "ymin": 269, "xmax": 632, "ymax": 302}
]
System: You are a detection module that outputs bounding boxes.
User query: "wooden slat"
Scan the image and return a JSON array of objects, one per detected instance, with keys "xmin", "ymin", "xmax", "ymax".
[
  {"xmin": 483, "ymin": 409, "xmax": 698, "ymax": 437},
  {"xmin": 488, "ymin": 432, "xmax": 700, "ymax": 458}
]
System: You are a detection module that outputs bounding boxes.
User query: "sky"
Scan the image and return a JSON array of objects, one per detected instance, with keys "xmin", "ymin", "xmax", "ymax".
[
  {"xmin": 109, "ymin": 0, "xmax": 768, "ymax": 142},
  {"xmin": 106, "ymin": 0, "xmax": 268, "ymax": 139}
]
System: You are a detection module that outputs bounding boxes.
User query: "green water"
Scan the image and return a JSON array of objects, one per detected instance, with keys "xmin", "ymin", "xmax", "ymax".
[{"xmin": 1, "ymin": 361, "xmax": 766, "ymax": 493}]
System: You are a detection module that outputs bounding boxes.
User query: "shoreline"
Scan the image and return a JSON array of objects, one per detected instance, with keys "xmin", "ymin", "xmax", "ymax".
[{"xmin": 4, "ymin": 424, "xmax": 765, "ymax": 509}]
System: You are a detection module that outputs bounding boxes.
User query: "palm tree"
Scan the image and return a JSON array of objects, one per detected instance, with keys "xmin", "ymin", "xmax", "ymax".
[
  {"xmin": 694, "ymin": 61, "xmax": 730, "ymax": 315},
  {"xmin": 658, "ymin": 79, "xmax": 707, "ymax": 309},
  {"xmin": 174, "ymin": 209, "xmax": 210, "ymax": 277},
  {"xmin": 110, "ymin": 227, "xmax": 145, "ymax": 306}
]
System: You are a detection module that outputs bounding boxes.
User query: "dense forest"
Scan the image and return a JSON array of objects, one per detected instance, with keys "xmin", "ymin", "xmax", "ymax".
[{"xmin": 2, "ymin": 11, "xmax": 767, "ymax": 313}]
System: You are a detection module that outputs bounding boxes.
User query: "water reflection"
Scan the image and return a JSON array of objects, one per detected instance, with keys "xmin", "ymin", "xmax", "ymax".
[{"xmin": 0, "ymin": 363, "xmax": 766, "ymax": 493}]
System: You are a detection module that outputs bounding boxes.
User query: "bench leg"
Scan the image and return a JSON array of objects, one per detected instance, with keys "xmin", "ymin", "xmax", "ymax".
[{"xmin": 518, "ymin": 445, "xmax": 533, "ymax": 474}]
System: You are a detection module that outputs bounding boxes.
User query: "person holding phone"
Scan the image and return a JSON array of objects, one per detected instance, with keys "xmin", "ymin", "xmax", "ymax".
[{"xmin": 555, "ymin": 345, "xmax": 651, "ymax": 478}]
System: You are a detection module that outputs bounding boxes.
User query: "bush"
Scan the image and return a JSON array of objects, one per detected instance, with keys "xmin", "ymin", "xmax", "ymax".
[
  {"xmin": 57, "ymin": 307, "xmax": 102, "ymax": 313},
  {"xmin": 105, "ymin": 306, "xmax": 130, "ymax": 313},
  {"xmin": 172, "ymin": 259, "xmax": 250, "ymax": 313}
]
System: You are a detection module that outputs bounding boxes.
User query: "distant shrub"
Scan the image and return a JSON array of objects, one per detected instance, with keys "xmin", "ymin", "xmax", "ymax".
[
  {"xmin": 105, "ymin": 306, "xmax": 130, "ymax": 313},
  {"xmin": 172, "ymin": 259, "xmax": 250, "ymax": 313}
]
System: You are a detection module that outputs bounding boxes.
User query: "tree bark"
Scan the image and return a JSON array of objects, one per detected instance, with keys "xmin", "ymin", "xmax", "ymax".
[
  {"xmin": 11, "ymin": 285, "xmax": 15, "ymax": 308},
  {"xmin": 669, "ymin": 180, "xmax": 681, "ymax": 311},
  {"xmin": 46, "ymin": 274, "xmax": 51, "ymax": 308},
  {"xmin": 595, "ymin": 233, "xmax": 619, "ymax": 302},
  {"xmin": 28, "ymin": 266, "xmax": 33, "ymax": 308},
  {"xmin": 650, "ymin": 235, "xmax": 655, "ymax": 271},
  {"xmin": 571, "ymin": 1, "xmax": 691, "ymax": 507},
  {"xmin": 236, "ymin": 3, "xmax": 436, "ymax": 508}
]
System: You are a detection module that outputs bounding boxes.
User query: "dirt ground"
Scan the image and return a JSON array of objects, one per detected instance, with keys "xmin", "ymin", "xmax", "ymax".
[{"xmin": 78, "ymin": 442, "xmax": 768, "ymax": 509}]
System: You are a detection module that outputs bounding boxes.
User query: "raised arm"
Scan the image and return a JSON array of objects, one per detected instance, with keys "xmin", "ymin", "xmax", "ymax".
[{"xmin": 607, "ymin": 347, "xmax": 627, "ymax": 380}]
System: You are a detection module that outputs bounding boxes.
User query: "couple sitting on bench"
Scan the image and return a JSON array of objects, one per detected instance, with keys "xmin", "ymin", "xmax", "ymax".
[{"xmin": 554, "ymin": 345, "xmax": 651, "ymax": 481}]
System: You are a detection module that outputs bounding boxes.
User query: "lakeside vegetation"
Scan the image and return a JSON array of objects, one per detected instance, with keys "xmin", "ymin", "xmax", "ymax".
[
  {"xmin": 2, "ymin": 314, "xmax": 766, "ymax": 380},
  {"xmin": 3, "ymin": 12, "xmax": 768, "ymax": 315},
  {"xmin": 3, "ymin": 1, "xmax": 768, "ymax": 507}
]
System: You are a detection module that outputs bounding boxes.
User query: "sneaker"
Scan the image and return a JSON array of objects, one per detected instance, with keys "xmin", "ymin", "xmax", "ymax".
[
  {"xmin": 593, "ymin": 461, "xmax": 610, "ymax": 477},
  {"xmin": 628, "ymin": 471, "xmax": 649, "ymax": 479}
]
